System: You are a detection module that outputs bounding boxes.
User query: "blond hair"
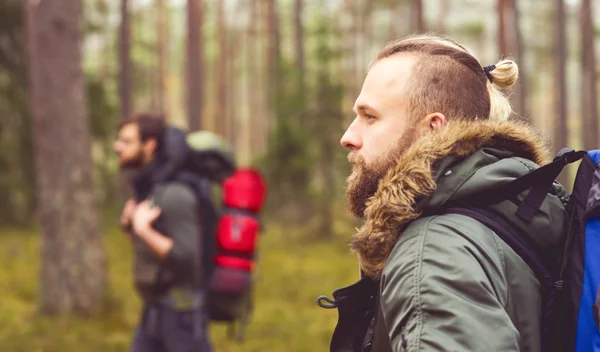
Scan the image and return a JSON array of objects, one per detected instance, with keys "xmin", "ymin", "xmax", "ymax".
[{"xmin": 372, "ymin": 34, "xmax": 519, "ymax": 122}]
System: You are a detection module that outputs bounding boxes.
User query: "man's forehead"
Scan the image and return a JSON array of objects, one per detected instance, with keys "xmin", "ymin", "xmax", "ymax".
[
  {"xmin": 366, "ymin": 55, "xmax": 417, "ymax": 91},
  {"xmin": 356, "ymin": 54, "xmax": 418, "ymax": 110},
  {"xmin": 120, "ymin": 123, "xmax": 140, "ymax": 137}
]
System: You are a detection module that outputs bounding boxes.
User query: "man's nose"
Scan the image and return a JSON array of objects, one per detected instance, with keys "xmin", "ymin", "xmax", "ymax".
[{"xmin": 340, "ymin": 120, "xmax": 362, "ymax": 150}]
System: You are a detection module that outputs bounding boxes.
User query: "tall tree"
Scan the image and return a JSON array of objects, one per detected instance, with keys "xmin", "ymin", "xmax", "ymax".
[
  {"xmin": 554, "ymin": 0, "xmax": 569, "ymax": 186},
  {"xmin": 22, "ymin": 0, "xmax": 107, "ymax": 315},
  {"xmin": 119, "ymin": 0, "xmax": 131, "ymax": 119},
  {"xmin": 216, "ymin": 0, "xmax": 227, "ymax": 137},
  {"xmin": 264, "ymin": 0, "xmax": 281, "ymax": 109},
  {"xmin": 581, "ymin": 0, "xmax": 598, "ymax": 149},
  {"xmin": 248, "ymin": 0, "xmax": 266, "ymax": 156},
  {"xmin": 411, "ymin": 0, "xmax": 425, "ymax": 33},
  {"xmin": 294, "ymin": 0, "xmax": 305, "ymax": 95},
  {"xmin": 186, "ymin": 0, "xmax": 204, "ymax": 131},
  {"xmin": 156, "ymin": 0, "xmax": 168, "ymax": 116},
  {"xmin": 497, "ymin": 0, "xmax": 527, "ymax": 118},
  {"xmin": 227, "ymin": 0, "xmax": 244, "ymax": 147},
  {"xmin": 436, "ymin": 0, "xmax": 449, "ymax": 34}
]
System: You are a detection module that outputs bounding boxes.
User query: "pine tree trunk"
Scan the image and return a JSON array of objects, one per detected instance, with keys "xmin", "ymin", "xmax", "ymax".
[
  {"xmin": 216, "ymin": 0, "xmax": 227, "ymax": 137},
  {"xmin": 294, "ymin": 0, "xmax": 305, "ymax": 94},
  {"xmin": 581, "ymin": 0, "xmax": 598, "ymax": 149},
  {"xmin": 264, "ymin": 0, "xmax": 280, "ymax": 113},
  {"xmin": 186, "ymin": 0, "xmax": 203, "ymax": 131},
  {"xmin": 118, "ymin": 0, "xmax": 133, "ymax": 199},
  {"xmin": 248, "ymin": 0, "xmax": 264, "ymax": 156},
  {"xmin": 411, "ymin": 0, "xmax": 425, "ymax": 33},
  {"xmin": 555, "ymin": 0, "xmax": 569, "ymax": 186},
  {"xmin": 497, "ymin": 0, "xmax": 527, "ymax": 118},
  {"xmin": 22, "ymin": 0, "xmax": 107, "ymax": 316},
  {"xmin": 119, "ymin": 0, "xmax": 131, "ymax": 119},
  {"xmin": 156, "ymin": 0, "xmax": 168, "ymax": 116},
  {"xmin": 436, "ymin": 0, "xmax": 449, "ymax": 34}
]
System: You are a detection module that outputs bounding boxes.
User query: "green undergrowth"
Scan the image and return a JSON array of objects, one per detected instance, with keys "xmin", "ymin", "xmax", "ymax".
[{"xmin": 0, "ymin": 214, "xmax": 359, "ymax": 352}]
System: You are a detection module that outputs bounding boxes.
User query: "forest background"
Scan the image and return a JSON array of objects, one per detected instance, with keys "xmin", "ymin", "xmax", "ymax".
[{"xmin": 0, "ymin": 0, "xmax": 598, "ymax": 351}]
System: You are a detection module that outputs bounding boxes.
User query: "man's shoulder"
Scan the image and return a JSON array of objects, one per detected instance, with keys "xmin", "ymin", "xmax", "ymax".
[
  {"xmin": 384, "ymin": 213, "xmax": 501, "ymax": 275},
  {"xmin": 154, "ymin": 181, "xmax": 198, "ymax": 210}
]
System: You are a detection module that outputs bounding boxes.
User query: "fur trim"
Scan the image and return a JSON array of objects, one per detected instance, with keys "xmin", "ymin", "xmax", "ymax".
[{"xmin": 351, "ymin": 119, "xmax": 553, "ymax": 280}]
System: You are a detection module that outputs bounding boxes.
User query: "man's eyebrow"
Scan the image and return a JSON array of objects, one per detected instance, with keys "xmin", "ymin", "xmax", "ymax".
[{"xmin": 353, "ymin": 104, "xmax": 376, "ymax": 114}]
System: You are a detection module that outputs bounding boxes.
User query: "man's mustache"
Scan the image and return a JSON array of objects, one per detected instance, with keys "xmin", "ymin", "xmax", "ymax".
[{"xmin": 347, "ymin": 152, "xmax": 362, "ymax": 164}]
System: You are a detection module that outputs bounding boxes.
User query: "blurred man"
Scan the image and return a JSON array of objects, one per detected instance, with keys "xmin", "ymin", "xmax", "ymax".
[
  {"xmin": 321, "ymin": 34, "xmax": 568, "ymax": 351},
  {"xmin": 115, "ymin": 113, "xmax": 212, "ymax": 352}
]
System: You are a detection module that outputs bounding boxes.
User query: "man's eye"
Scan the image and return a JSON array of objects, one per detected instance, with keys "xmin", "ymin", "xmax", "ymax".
[{"xmin": 365, "ymin": 114, "xmax": 376, "ymax": 120}]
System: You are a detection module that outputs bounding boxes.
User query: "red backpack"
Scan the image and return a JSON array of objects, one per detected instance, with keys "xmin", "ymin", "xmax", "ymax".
[
  {"xmin": 157, "ymin": 127, "xmax": 268, "ymax": 342},
  {"xmin": 202, "ymin": 168, "xmax": 267, "ymax": 341}
]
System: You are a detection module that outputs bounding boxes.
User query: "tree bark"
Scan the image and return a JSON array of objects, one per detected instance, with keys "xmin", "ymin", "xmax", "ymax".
[
  {"xmin": 216, "ymin": 0, "xmax": 227, "ymax": 137},
  {"xmin": 264, "ymin": 0, "xmax": 280, "ymax": 110},
  {"xmin": 581, "ymin": 0, "xmax": 598, "ymax": 149},
  {"xmin": 554, "ymin": 0, "xmax": 569, "ymax": 186},
  {"xmin": 119, "ymin": 0, "xmax": 131, "ymax": 119},
  {"xmin": 22, "ymin": 0, "xmax": 107, "ymax": 316},
  {"xmin": 436, "ymin": 0, "xmax": 449, "ymax": 34},
  {"xmin": 498, "ymin": 0, "xmax": 508, "ymax": 56},
  {"xmin": 226, "ymin": 0, "xmax": 243, "ymax": 147},
  {"xmin": 411, "ymin": 0, "xmax": 425, "ymax": 33},
  {"xmin": 118, "ymin": 0, "xmax": 134, "ymax": 200},
  {"xmin": 497, "ymin": 0, "xmax": 527, "ymax": 118},
  {"xmin": 294, "ymin": 0, "xmax": 305, "ymax": 94},
  {"xmin": 186, "ymin": 0, "xmax": 203, "ymax": 131},
  {"xmin": 248, "ymin": 0, "xmax": 265, "ymax": 156},
  {"xmin": 156, "ymin": 0, "xmax": 168, "ymax": 116}
]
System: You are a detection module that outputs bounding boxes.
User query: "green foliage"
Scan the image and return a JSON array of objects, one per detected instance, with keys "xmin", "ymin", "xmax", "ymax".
[
  {"xmin": 88, "ymin": 77, "xmax": 118, "ymax": 140},
  {"xmin": 0, "ymin": 0, "xmax": 36, "ymax": 226},
  {"xmin": 0, "ymin": 213, "xmax": 358, "ymax": 351},
  {"xmin": 260, "ymin": 7, "xmax": 350, "ymax": 231},
  {"xmin": 0, "ymin": 0, "xmax": 122, "ymax": 222}
]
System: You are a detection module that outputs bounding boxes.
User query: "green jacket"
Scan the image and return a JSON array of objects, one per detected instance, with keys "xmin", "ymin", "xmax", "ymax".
[{"xmin": 329, "ymin": 119, "xmax": 569, "ymax": 352}]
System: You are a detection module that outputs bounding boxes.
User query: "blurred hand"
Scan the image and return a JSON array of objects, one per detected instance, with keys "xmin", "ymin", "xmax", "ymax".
[
  {"xmin": 132, "ymin": 200, "xmax": 162, "ymax": 235},
  {"xmin": 120, "ymin": 198, "xmax": 137, "ymax": 232}
]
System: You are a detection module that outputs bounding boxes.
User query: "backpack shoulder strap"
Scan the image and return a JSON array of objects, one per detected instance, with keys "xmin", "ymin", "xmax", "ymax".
[
  {"xmin": 464, "ymin": 148, "xmax": 586, "ymax": 223},
  {"xmin": 150, "ymin": 174, "xmax": 219, "ymax": 297},
  {"xmin": 439, "ymin": 206, "xmax": 558, "ymax": 352}
]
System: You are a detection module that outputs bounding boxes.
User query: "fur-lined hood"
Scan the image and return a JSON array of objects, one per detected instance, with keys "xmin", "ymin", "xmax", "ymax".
[{"xmin": 351, "ymin": 119, "xmax": 559, "ymax": 280}]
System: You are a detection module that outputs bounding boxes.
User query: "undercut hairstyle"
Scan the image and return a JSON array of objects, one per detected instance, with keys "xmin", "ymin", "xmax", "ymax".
[
  {"xmin": 119, "ymin": 113, "xmax": 167, "ymax": 149},
  {"xmin": 371, "ymin": 34, "xmax": 519, "ymax": 122}
]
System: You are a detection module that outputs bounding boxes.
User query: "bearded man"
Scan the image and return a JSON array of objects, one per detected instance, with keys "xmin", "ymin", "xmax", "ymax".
[
  {"xmin": 319, "ymin": 34, "xmax": 568, "ymax": 352},
  {"xmin": 114, "ymin": 113, "xmax": 212, "ymax": 352}
]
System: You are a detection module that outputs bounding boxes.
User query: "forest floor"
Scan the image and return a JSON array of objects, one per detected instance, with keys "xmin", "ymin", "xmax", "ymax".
[{"xmin": 0, "ymin": 211, "xmax": 358, "ymax": 352}]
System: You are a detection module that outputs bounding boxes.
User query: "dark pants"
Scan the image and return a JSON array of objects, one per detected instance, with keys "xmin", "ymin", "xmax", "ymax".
[{"xmin": 130, "ymin": 304, "xmax": 213, "ymax": 352}]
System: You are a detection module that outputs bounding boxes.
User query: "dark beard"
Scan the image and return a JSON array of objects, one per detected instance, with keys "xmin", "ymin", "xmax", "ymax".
[
  {"xmin": 345, "ymin": 129, "xmax": 417, "ymax": 218},
  {"xmin": 119, "ymin": 150, "xmax": 145, "ymax": 170}
]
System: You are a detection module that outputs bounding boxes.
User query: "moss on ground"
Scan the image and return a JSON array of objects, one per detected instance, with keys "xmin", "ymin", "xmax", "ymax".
[{"xmin": 0, "ymin": 216, "xmax": 358, "ymax": 352}]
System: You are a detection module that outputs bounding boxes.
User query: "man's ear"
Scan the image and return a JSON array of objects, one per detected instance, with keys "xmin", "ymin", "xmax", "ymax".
[
  {"xmin": 425, "ymin": 112, "xmax": 446, "ymax": 131},
  {"xmin": 143, "ymin": 138, "xmax": 158, "ymax": 155}
]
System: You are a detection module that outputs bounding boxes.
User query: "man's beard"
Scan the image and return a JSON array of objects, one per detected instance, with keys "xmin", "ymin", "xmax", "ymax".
[
  {"xmin": 345, "ymin": 129, "xmax": 417, "ymax": 218},
  {"xmin": 118, "ymin": 150, "xmax": 145, "ymax": 170}
]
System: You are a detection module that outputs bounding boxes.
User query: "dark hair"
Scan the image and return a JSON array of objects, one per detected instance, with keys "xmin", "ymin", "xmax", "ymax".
[{"xmin": 119, "ymin": 113, "xmax": 167, "ymax": 149}]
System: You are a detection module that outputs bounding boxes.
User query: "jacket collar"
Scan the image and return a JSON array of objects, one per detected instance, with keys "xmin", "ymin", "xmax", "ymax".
[{"xmin": 351, "ymin": 119, "xmax": 553, "ymax": 280}]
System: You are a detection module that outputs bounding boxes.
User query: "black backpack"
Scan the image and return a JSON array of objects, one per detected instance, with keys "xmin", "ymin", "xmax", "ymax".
[
  {"xmin": 153, "ymin": 127, "xmax": 259, "ymax": 342},
  {"xmin": 439, "ymin": 148, "xmax": 600, "ymax": 352}
]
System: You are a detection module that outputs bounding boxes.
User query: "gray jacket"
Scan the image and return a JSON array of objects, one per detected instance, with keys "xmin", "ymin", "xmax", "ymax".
[{"xmin": 132, "ymin": 181, "xmax": 201, "ymax": 306}]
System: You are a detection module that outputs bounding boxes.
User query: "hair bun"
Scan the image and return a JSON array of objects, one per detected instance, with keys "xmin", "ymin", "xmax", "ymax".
[{"xmin": 488, "ymin": 59, "xmax": 519, "ymax": 89}]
